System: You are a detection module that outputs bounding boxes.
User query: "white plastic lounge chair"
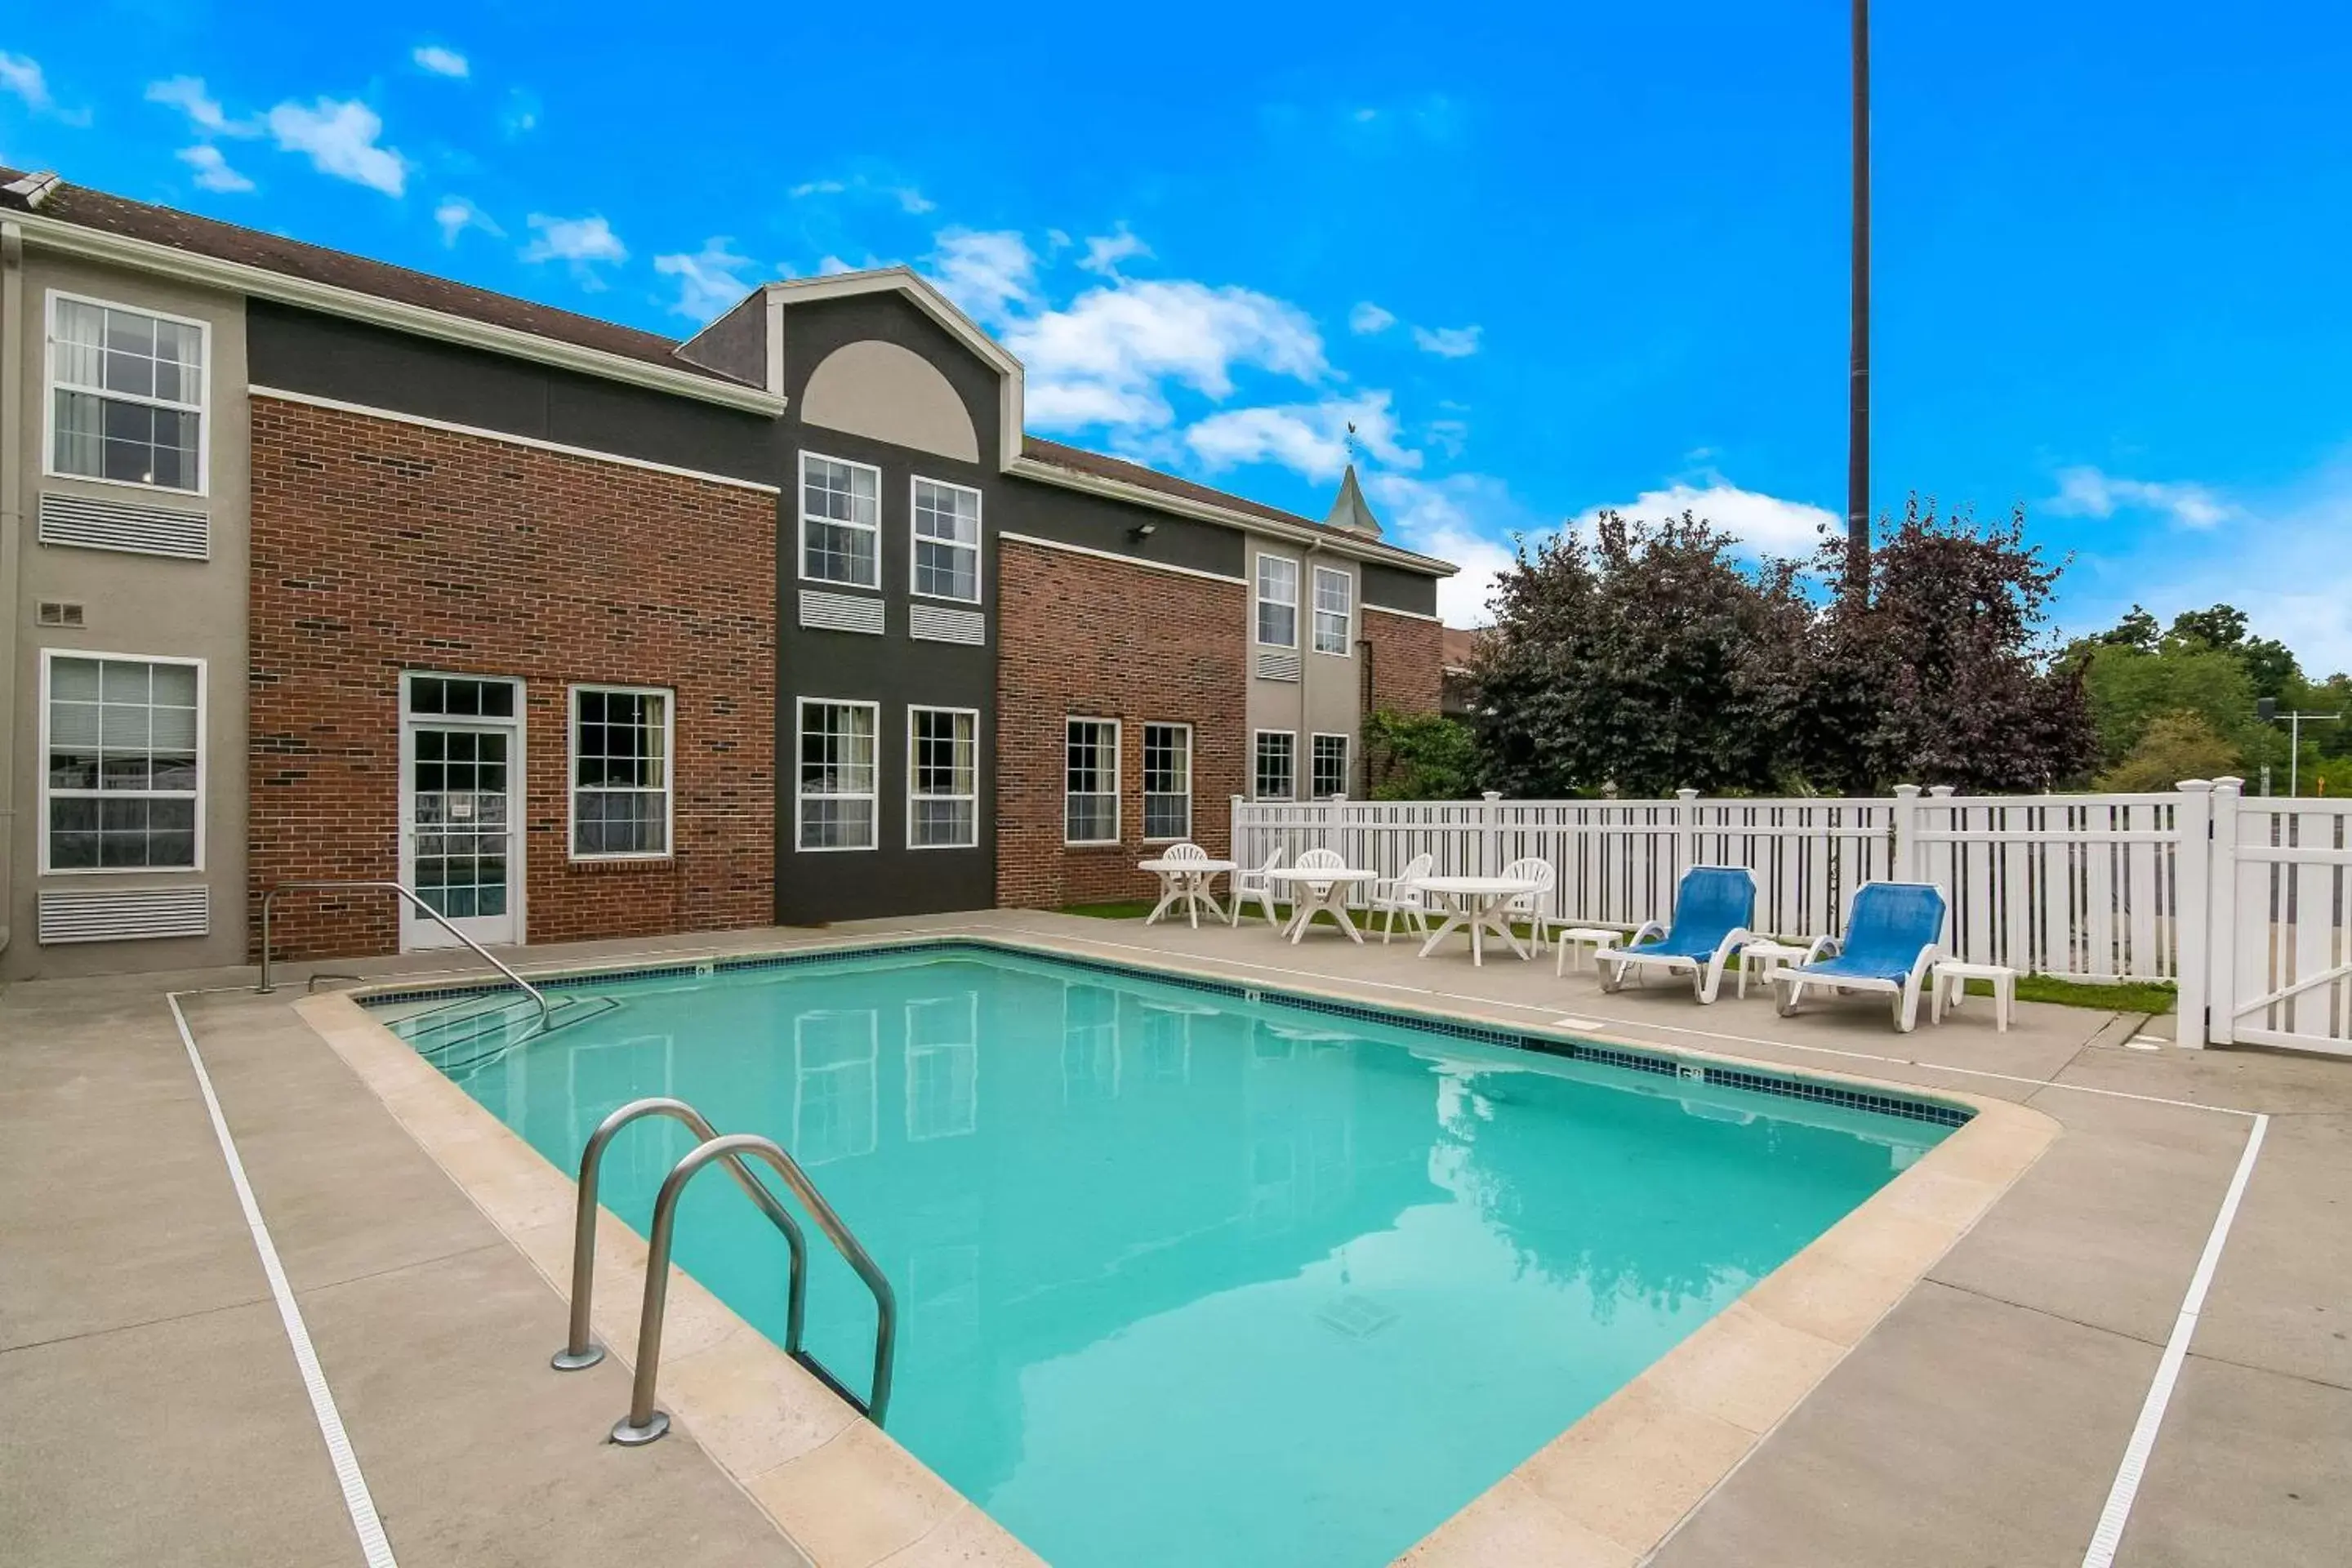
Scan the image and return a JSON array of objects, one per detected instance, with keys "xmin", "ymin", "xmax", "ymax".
[
  {"xmin": 1230, "ymin": 846, "xmax": 1287, "ymax": 928},
  {"xmin": 1370, "ymin": 853, "xmax": 1436, "ymax": 944},
  {"xmin": 1775, "ymin": 881, "xmax": 1948, "ymax": 1033},
  {"xmin": 1597, "ymin": 865, "xmax": 1757, "ymax": 1004},
  {"xmin": 1498, "ymin": 857, "xmax": 1557, "ymax": 951}
]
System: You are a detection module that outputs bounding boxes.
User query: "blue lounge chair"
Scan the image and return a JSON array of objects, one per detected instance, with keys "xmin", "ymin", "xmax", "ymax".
[
  {"xmin": 1774, "ymin": 881, "xmax": 1949, "ymax": 1033},
  {"xmin": 1598, "ymin": 866, "xmax": 1757, "ymax": 1004}
]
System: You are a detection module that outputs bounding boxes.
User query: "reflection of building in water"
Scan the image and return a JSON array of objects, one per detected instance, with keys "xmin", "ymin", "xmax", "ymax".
[
  {"xmin": 795, "ymin": 1009, "xmax": 879, "ymax": 1165},
  {"xmin": 904, "ymin": 996, "xmax": 979, "ymax": 1142},
  {"xmin": 1059, "ymin": 983, "xmax": 1120, "ymax": 1104}
]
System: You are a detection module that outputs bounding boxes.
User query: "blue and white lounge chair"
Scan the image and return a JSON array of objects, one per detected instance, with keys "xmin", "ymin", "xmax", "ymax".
[
  {"xmin": 1598, "ymin": 866, "xmax": 1757, "ymax": 1004},
  {"xmin": 1774, "ymin": 881, "xmax": 1949, "ymax": 1033}
]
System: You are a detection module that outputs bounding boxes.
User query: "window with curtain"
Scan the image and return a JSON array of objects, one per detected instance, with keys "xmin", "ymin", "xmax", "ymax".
[
  {"xmin": 50, "ymin": 296, "xmax": 206, "ymax": 492},
  {"xmin": 1255, "ymin": 555, "xmax": 1298, "ymax": 648},
  {"xmin": 909, "ymin": 706, "xmax": 978, "ymax": 848},
  {"xmin": 798, "ymin": 699, "xmax": 879, "ymax": 849},
  {"xmin": 45, "ymin": 654, "xmax": 202, "ymax": 870},
  {"xmin": 912, "ymin": 479, "xmax": 982, "ymax": 601},
  {"xmin": 1143, "ymin": 723, "xmax": 1192, "ymax": 840},
  {"xmin": 571, "ymin": 687, "xmax": 671, "ymax": 857}
]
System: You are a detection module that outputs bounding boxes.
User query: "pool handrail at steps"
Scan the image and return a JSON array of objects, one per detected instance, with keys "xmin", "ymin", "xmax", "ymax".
[
  {"xmin": 552, "ymin": 1098, "xmax": 813, "ymax": 1372},
  {"xmin": 256, "ymin": 878, "xmax": 554, "ymax": 1031},
  {"xmin": 609, "ymin": 1129, "xmax": 900, "ymax": 1443}
]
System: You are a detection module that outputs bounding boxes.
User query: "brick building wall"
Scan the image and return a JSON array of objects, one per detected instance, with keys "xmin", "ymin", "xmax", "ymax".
[
  {"xmin": 247, "ymin": 395, "xmax": 777, "ymax": 959},
  {"xmin": 1365, "ymin": 608, "xmax": 1445, "ymax": 719},
  {"xmin": 996, "ymin": 539, "xmax": 1248, "ymax": 908}
]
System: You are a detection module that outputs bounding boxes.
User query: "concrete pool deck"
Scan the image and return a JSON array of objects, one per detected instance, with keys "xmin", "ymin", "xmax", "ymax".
[{"xmin": 4, "ymin": 910, "xmax": 2346, "ymax": 1566}]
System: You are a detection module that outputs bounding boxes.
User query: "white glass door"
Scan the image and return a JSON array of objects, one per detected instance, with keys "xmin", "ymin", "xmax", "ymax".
[{"xmin": 399, "ymin": 675, "xmax": 523, "ymax": 949}]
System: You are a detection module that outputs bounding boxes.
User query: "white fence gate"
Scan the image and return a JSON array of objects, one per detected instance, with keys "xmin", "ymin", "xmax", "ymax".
[{"xmin": 1228, "ymin": 775, "xmax": 2351, "ymax": 1058}]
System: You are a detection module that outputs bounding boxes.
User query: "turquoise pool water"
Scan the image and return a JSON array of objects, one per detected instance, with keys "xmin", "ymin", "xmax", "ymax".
[{"xmin": 391, "ymin": 944, "xmax": 1953, "ymax": 1568}]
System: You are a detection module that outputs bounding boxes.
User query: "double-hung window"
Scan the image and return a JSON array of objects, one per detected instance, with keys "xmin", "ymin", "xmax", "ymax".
[
  {"xmin": 1065, "ymin": 719, "xmax": 1120, "ymax": 844},
  {"xmin": 1312, "ymin": 733, "xmax": 1351, "ymax": 800},
  {"xmin": 1312, "ymin": 567, "xmax": 1354, "ymax": 656},
  {"xmin": 1142, "ymin": 723, "xmax": 1192, "ymax": 841},
  {"xmin": 798, "ymin": 698, "xmax": 879, "ymax": 850},
  {"xmin": 1255, "ymin": 555, "xmax": 1298, "ymax": 648},
  {"xmin": 911, "ymin": 479, "xmax": 982, "ymax": 602},
  {"xmin": 48, "ymin": 294, "xmax": 207, "ymax": 493},
  {"xmin": 43, "ymin": 652, "xmax": 203, "ymax": 871},
  {"xmin": 908, "ymin": 706, "xmax": 979, "ymax": 849},
  {"xmin": 800, "ymin": 452, "xmax": 881, "ymax": 588},
  {"xmin": 570, "ymin": 686, "xmax": 671, "ymax": 858},
  {"xmin": 1254, "ymin": 731, "xmax": 1295, "ymax": 801}
]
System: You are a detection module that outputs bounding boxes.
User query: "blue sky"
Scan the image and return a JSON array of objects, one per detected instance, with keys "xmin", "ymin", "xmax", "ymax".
[{"xmin": 6, "ymin": 3, "xmax": 2350, "ymax": 664}]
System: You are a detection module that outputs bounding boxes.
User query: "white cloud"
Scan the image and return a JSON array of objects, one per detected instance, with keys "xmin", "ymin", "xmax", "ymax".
[
  {"xmin": 1348, "ymin": 301, "xmax": 1396, "ymax": 335},
  {"xmin": 522, "ymin": 213, "xmax": 627, "ymax": 284},
  {"xmin": 788, "ymin": 176, "xmax": 933, "ymax": 215},
  {"xmin": 1078, "ymin": 223, "xmax": 1150, "ymax": 277},
  {"xmin": 265, "ymin": 98, "xmax": 407, "ymax": 196},
  {"xmin": 1426, "ymin": 417, "xmax": 1469, "ymax": 459},
  {"xmin": 434, "ymin": 195, "xmax": 501, "ymax": 246},
  {"xmin": 926, "ymin": 229, "xmax": 1038, "ymax": 323},
  {"xmin": 2047, "ymin": 465, "xmax": 2234, "ymax": 530},
  {"xmin": 412, "ymin": 46, "xmax": 470, "ymax": 78},
  {"xmin": 146, "ymin": 76, "xmax": 252, "ymax": 136},
  {"xmin": 1365, "ymin": 473, "xmax": 1522, "ymax": 626},
  {"xmin": 1004, "ymin": 278, "xmax": 1327, "ymax": 432},
  {"xmin": 1411, "ymin": 323, "xmax": 1483, "ymax": 359},
  {"xmin": 2, "ymin": 51, "xmax": 88, "ymax": 125},
  {"xmin": 791, "ymin": 179, "xmax": 847, "ymax": 198},
  {"xmin": 502, "ymin": 90, "xmax": 539, "ymax": 136},
  {"xmin": 1572, "ymin": 478, "xmax": 1838, "ymax": 558},
  {"xmin": 1184, "ymin": 392, "xmax": 1419, "ymax": 482},
  {"xmin": 893, "ymin": 185, "xmax": 935, "ymax": 215},
  {"xmin": 176, "ymin": 144, "xmax": 254, "ymax": 193},
  {"xmin": 654, "ymin": 237, "xmax": 756, "ymax": 321}
]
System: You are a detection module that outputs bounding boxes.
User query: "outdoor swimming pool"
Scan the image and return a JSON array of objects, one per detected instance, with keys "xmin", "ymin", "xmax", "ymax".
[{"xmin": 385, "ymin": 942, "xmax": 1961, "ymax": 1567}]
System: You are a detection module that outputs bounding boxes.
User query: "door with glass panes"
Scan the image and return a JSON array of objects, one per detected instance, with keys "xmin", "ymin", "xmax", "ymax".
[{"xmin": 398, "ymin": 674, "xmax": 523, "ymax": 948}]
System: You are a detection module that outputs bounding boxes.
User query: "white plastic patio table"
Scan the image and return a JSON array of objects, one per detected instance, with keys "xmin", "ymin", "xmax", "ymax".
[
  {"xmin": 1136, "ymin": 858, "xmax": 1237, "ymax": 929},
  {"xmin": 1263, "ymin": 866, "xmax": 1381, "ymax": 943},
  {"xmin": 1414, "ymin": 875, "xmax": 1543, "ymax": 965}
]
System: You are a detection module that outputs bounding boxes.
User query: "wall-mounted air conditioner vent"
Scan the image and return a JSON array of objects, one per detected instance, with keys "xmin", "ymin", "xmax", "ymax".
[
  {"xmin": 38, "ymin": 492, "xmax": 211, "ymax": 560},
  {"xmin": 38, "ymin": 885, "xmax": 212, "ymax": 944},
  {"xmin": 908, "ymin": 604, "xmax": 985, "ymax": 646},
  {"xmin": 38, "ymin": 601, "xmax": 87, "ymax": 627},
  {"xmin": 1255, "ymin": 650, "xmax": 1303, "ymax": 684},
  {"xmin": 800, "ymin": 591, "xmax": 886, "ymax": 635}
]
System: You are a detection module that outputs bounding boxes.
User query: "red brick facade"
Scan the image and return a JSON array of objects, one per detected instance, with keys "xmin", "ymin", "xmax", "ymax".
[
  {"xmin": 996, "ymin": 540, "xmax": 1249, "ymax": 908},
  {"xmin": 247, "ymin": 395, "xmax": 777, "ymax": 959},
  {"xmin": 1365, "ymin": 607, "xmax": 1445, "ymax": 719}
]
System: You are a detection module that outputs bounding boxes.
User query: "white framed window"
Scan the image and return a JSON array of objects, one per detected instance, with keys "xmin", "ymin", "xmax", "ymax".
[
  {"xmin": 40, "ymin": 650, "xmax": 205, "ymax": 873},
  {"xmin": 800, "ymin": 452, "xmax": 882, "ymax": 589},
  {"xmin": 1254, "ymin": 730, "xmax": 1295, "ymax": 801},
  {"xmin": 1255, "ymin": 554, "xmax": 1298, "ymax": 648},
  {"xmin": 1312, "ymin": 732, "xmax": 1351, "ymax": 800},
  {"xmin": 46, "ymin": 292, "xmax": 210, "ymax": 495},
  {"xmin": 570, "ymin": 685, "xmax": 671, "ymax": 859},
  {"xmin": 1312, "ymin": 566, "xmax": 1354, "ymax": 656},
  {"xmin": 911, "ymin": 477, "xmax": 982, "ymax": 603},
  {"xmin": 1142, "ymin": 723, "xmax": 1192, "ymax": 841},
  {"xmin": 797, "ymin": 697, "xmax": 879, "ymax": 850},
  {"xmin": 908, "ymin": 706, "xmax": 979, "ymax": 849},
  {"xmin": 1065, "ymin": 718, "xmax": 1120, "ymax": 844}
]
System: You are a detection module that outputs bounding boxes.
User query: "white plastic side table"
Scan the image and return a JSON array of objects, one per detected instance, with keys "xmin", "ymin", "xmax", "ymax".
[
  {"xmin": 1736, "ymin": 940, "xmax": 1815, "ymax": 1000},
  {"xmin": 1553, "ymin": 928, "xmax": 1623, "ymax": 976},
  {"xmin": 1932, "ymin": 960, "xmax": 2017, "ymax": 1031}
]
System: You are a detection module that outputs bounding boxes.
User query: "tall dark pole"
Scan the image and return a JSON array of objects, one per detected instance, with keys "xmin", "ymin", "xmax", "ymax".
[{"xmin": 1846, "ymin": 0, "xmax": 1872, "ymax": 603}]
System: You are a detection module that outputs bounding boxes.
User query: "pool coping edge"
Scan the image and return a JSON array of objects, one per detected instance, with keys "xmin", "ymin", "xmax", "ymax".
[{"xmin": 300, "ymin": 926, "xmax": 2060, "ymax": 1568}]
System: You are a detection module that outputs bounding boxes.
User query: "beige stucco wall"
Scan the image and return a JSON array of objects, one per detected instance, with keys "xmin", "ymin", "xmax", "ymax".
[
  {"xmin": 800, "ymin": 337, "xmax": 980, "ymax": 461},
  {"xmin": 2, "ymin": 247, "xmax": 251, "ymax": 979},
  {"xmin": 1241, "ymin": 539, "xmax": 1362, "ymax": 799}
]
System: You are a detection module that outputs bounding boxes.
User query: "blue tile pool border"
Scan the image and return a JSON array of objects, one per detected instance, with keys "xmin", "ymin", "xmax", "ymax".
[{"xmin": 357, "ymin": 936, "xmax": 1974, "ymax": 1131}]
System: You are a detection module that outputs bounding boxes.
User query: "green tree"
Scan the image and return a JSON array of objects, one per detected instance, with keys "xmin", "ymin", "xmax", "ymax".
[
  {"xmin": 2070, "ymin": 639, "xmax": 2256, "ymax": 768},
  {"xmin": 1472, "ymin": 511, "xmax": 1815, "ymax": 797},
  {"xmin": 1363, "ymin": 710, "xmax": 1482, "ymax": 800},
  {"xmin": 2096, "ymin": 710, "xmax": 2240, "ymax": 792}
]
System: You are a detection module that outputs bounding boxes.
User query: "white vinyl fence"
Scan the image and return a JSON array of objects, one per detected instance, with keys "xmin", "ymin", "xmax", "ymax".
[{"xmin": 1230, "ymin": 777, "xmax": 2348, "ymax": 1058}]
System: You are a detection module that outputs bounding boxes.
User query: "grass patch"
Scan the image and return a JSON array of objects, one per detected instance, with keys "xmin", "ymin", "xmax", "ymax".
[
  {"xmin": 1059, "ymin": 900, "xmax": 1379, "ymax": 931},
  {"xmin": 1954, "ymin": 973, "xmax": 2176, "ymax": 1013}
]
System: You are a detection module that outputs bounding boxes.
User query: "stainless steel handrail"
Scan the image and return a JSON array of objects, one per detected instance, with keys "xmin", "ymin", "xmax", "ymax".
[
  {"xmin": 550, "ymin": 1098, "xmax": 808, "ymax": 1372},
  {"xmin": 256, "ymin": 880, "xmax": 552, "ymax": 1028},
  {"xmin": 612, "ymin": 1133, "xmax": 898, "ymax": 1445}
]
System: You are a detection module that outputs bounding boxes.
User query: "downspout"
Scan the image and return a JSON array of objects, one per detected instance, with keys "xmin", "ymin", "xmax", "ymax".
[
  {"xmin": 1357, "ymin": 632, "xmax": 1374, "ymax": 797},
  {"xmin": 0, "ymin": 219, "xmax": 24, "ymax": 954}
]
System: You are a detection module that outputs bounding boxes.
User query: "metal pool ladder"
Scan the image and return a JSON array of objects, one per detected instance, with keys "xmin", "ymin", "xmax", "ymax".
[
  {"xmin": 256, "ymin": 879, "xmax": 554, "ymax": 1031},
  {"xmin": 552, "ymin": 1097, "xmax": 898, "ymax": 1444}
]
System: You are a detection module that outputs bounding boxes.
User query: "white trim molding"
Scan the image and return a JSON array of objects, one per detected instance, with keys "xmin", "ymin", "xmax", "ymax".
[
  {"xmin": 1364, "ymin": 601, "xmax": 1446, "ymax": 625},
  {"xmin": 15, "ymin": 208, "xmax": 785, "ymax": 415},
  {"xmin": 248, "ymin": 386, "xmax": 782, "ymax": 495},
  {"xmin": 996, "ymin": 530, "xmax": 1249, "ymax": 587}
]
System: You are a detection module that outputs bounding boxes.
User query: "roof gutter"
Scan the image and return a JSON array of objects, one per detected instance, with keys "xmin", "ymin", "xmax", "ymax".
[
  {"xmin": 1004, "ymin": 455, "xmax": 1459, "ymax": 579},
  {"xmin": 8, "ymin": 209, "xmax": 788, "ymax": 417}
]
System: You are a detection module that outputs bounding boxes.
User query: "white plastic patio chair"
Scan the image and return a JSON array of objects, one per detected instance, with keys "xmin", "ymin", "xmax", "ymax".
[
  {"xmin": 1285, "ymin": 847, "xmax": 1350, "ymax": 938},
  {"xmin": 1499, "ymin": 857, "xmax": 1558, "ymax": 951},
  {"xmin": 1370, "ymin": 852, "xmax": 1436, "ymax": 944},
  {"xmin": 1230, "ymin": 846, "xmax": 1287, "ymax": 928}
]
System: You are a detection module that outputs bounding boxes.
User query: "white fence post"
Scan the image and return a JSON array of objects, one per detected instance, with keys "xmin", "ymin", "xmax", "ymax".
[
  {"xmin": 1481, "ymin": 791, "xmax": 1503, "ymax": 877},
  {"xmin": 1230, "ymin": 795, "xmax": 1250, "ymax": 869},
  {"xmin": 2205, "ymin": 777, "xmax": 2243, "ymax": 1045},
  {"xmin": 2172, "ymin": 779, "xmax": 2213, "ymax": 1048},
  {"xmin": 1676, "ymin": 788, "xmax": 1699, "ymax": 879},
  {"xmin": 1892, "ymin": 784, "xmax": 1923, "ymax": 884}
]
